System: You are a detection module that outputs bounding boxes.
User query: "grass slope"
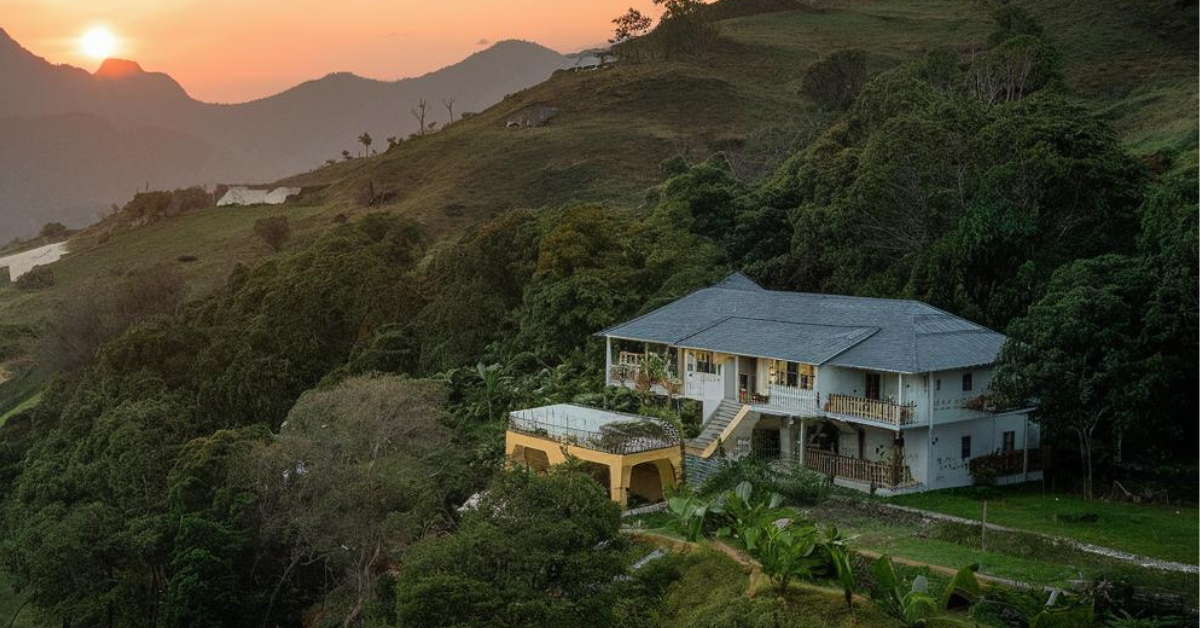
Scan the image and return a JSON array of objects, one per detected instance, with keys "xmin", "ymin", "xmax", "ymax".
[{"xmin": 887, "ymin": 484, "xmax": 1199, "ymax": 564}]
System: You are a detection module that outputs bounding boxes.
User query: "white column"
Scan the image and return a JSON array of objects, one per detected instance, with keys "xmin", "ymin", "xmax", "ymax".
[
  {"xmin": 733, "ymin": 359, "xmax": 740, "ymax": 402},
  {"xmin": 1022, "ymin": 414, "xmax": 1030, "ymax": 480},
  {"xmin": 926, "ymin": 374, "xmax": 935, "ymax": 487},
  {"xmin": 798, "ymin": 419, "xmax": 808, "ymax": 466},
  {"xmin": 605, "ymin": 336, "xmax": 612, "ymax": 387}
]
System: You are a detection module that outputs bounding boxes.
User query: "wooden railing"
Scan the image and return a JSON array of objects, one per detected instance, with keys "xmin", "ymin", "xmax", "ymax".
[
  {"xmin": 824, "ymin": 393, "xmax": 918, "ymax": 425},
  {"xmin": 804, "ymin": 448, "xmax": 913, "ymax": 488}
]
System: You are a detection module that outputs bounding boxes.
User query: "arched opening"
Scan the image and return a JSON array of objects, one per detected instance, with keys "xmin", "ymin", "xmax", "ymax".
[
  {"xmin": 628, "ymin": 459, "xmax": 675, "ymax": 504},
  {"xmin": 513, "ymin": 446, "xmax": 551, "ymax": 472},
  {"xmin": 579, "ymin": 461, "xmax": 612, "ymax": 493}
]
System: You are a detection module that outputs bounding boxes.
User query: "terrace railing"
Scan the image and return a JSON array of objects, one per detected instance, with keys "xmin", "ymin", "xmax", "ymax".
[
  {"xmin": 824, "ymin": 393, "xmax": 918, "ymax": 426},
  {"xmin": 763, "ymin": 385, "xmax": 820, "ymax": 416},
  {"xmin": 804, "ymin": 448, "xmax": 914, "ymax": 488},
  {"xmin": 508, "ymin": 414, "xmax": 681, "ymax": 456},
  {"xmin": 684, "ymin": 372, "xmax": 722, "ymax": 398}
]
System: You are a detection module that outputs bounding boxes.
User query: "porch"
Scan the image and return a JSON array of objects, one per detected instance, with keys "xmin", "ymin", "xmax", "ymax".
[
  {"xmin": 733, "ymin": 416, "xmax": 919, "ymax": 491},
  {"xmin": 802, "ymin": 448, "xmax": 916, "ymax": 489}
]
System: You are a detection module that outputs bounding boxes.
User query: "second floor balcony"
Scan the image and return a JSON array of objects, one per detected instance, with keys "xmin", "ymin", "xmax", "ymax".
[
  {"xmin": 824, "ymin": 393, "xmax": 918, "ymax": 426},
  {"xmin": 741, "ymin": 384, "xmax": 821, "ymax": 416}
]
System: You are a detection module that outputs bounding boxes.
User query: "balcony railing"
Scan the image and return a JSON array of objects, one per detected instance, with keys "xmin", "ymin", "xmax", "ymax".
[
  {"xmin": 684, "ymin": 372, "xmax": 722, "ymax": 398},
  {"xmin": 824, "ymin": 393, "xmax": 918, "ymax": 426},
  {"xmin": 804, "ymin": 448, "xmax": 914, "ymax": 488},
  {"xmin": 509, "ymin": 414, "xmax": 680, "ymax": 455},
  {"xmin": 740, "ymin": 385, "xmax": 821, "ymax": 416}
]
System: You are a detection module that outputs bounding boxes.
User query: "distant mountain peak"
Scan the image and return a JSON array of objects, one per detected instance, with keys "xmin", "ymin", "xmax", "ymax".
[{"xmin": 94, "ymin": 58, "xmax": 145, "ymax": 79}]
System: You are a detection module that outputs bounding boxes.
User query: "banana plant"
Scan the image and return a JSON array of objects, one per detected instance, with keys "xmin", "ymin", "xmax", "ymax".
[
  {"xmin": 716, "ymin": 480, "xmax": 785, "ymax": 549},
  {"xmin": 869, "ymin": 555, "xmax": 954, "ymax": 627},
  {"xmin": 753, "ymin": 521, "xmax": 824, "ymax": 593},
  {"xmin": 823, "ymin": 527, "xmax": 857, "ymax": 609},
  {"xmin": 666, "ymin": 492, "xmax": 717, "ymax": 541}
]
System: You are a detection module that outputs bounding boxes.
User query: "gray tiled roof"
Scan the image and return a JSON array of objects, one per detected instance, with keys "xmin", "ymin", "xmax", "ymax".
[{"xmin": 601, "ymin": 273, "xmax": 1006, "ymax": 373}]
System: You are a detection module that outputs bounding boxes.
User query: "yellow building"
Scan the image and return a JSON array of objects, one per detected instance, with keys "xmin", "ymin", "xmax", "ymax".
[{"xmin": 505, "ymin": 404, "xmax": 682, "ymax": 508}]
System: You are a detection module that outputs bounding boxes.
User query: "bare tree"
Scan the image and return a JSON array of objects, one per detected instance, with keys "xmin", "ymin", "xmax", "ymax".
[
  {"xmin": 441, "ymin": 98, "xmax": 456, "ymax": 125},
  {"xmin": 410, "ymin": 98, "xmax": 430, "ymax": 136}
]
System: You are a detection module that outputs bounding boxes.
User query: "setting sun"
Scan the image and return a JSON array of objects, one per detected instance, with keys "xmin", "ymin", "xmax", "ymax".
[{"xmin": 79, "ymin": 25, "xmax": 118, "ymax": 60}]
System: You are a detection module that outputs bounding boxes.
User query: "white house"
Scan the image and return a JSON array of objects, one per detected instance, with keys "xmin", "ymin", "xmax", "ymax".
[{"xmin": 599, "ymin": 273, "xmax": 1040, "ymax": 494}]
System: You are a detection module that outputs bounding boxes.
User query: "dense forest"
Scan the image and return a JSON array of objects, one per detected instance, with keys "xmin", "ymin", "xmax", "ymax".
[{"xmin": 0, "ymin": 3, "xmax": 1195, "ymax": 627}]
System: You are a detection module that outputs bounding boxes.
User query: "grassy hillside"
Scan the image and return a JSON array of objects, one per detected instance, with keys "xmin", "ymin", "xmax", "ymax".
[
  {"xmin": 1016, "ymin": 0, "xmax": 1196, "ymax": 167},
  {"xmin": 0, "ymin": 0, "xmax": 1194, "ymax": 414}
]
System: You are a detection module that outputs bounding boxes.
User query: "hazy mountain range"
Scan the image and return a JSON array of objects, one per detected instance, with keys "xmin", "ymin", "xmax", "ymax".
[{"xmin": 0, "ymin": 27, "xmax": 573, "ymax": 240}]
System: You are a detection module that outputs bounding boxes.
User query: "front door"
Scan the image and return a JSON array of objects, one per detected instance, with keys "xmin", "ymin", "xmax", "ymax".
[
  {"xmin": 738, "ymin": 373, "xmax": 757, "ymax": 402},
  {"xmin": 865, "ymin": 373, "xmax": 881, "ymax": 400}
]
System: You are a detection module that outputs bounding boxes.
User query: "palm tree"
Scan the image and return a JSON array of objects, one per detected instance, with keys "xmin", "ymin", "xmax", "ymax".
[{"xmin": 357, "ymin": 132, "xmax": 373, "ymax": 157}]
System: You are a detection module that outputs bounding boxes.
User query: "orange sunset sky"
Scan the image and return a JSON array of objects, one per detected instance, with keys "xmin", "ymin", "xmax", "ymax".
[{"xmin": 5, "ymin": 0, "xmax": 661, "ymax": 103}]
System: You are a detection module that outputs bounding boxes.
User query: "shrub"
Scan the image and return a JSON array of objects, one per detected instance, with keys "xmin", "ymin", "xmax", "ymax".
[
  {"xmin": 701, "ymin": 457, "xmax": 831, "ymax": 505},
  {"xmin": 39, "ymin": 221, "xmax": 68, "ymax": 239},
  {"xmin": 802, "ymin": 49, "xmax": 869, "ymax": 110},
  {"xmin": 253, "ymin": 215, "xmax": 290, "ymax": 251},
  {"xmin": 14, "ymin": 265, "xmax": 55, "ymax": 290}
]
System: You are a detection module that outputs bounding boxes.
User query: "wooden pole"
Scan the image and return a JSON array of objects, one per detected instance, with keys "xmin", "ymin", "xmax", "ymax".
[{"xmin": 981, "ymin": 500, "xmax": 988, "ymax": 553}]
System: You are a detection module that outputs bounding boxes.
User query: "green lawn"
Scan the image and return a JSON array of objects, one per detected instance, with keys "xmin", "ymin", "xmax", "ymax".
[
  {"xmin": 887, "ymin": 484, "xmax": 1199, "ymax": 565},
  {"xmin": 813, "ymin": 504, "xmax": 1199, "ymax": 607}
]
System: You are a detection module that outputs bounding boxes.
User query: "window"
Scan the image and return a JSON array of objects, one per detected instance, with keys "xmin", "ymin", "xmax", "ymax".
[
  {"xmin": 693, "ymin": 351, "xmax": 719, "ymax": 374},
  {"xmin": 1002, "ymin": 431, "xmax": 1016, "ymax": 453},
  {"xmin": 771, "ymin": 361, "xmax": 815, "ymax": 389},
  {"xmin": 962, "ymin": 373, "xmax": 973, "ymax": 392},
  {"xmin": 960, "ymin": 436, "xmax": 971, "ymax": 459},
  {"xmin": 799, "ymin": 364, "xmax": 815, "ymax": 390},
  {"xmin": 935, "ymin": 378, "xmax": 942, "ymax": 391}
]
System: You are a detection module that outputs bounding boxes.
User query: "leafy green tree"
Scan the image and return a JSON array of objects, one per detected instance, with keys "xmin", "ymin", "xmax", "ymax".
[
  {"xmin": 994, "ymin": 255, "xmax": 1153, "ymax": 499},
  {"xmin": 396, "ymin": 467, "xmax": 625, "ymax": 628},
  {"xmin": 802, "ymin": 49, "xmax": 869, "ymax": 110},
  {"xmin": 246, "ymin": 375, "xmax": 454, "ymax": 628}
]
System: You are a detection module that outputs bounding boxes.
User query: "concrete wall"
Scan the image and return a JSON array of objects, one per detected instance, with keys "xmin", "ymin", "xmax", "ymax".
[
  {"xmin": 930, "ymin": 367, "xmax": 996, "ymax": 425},
  {"xmin": 921, "ymin": 412, "xmax": 1036, "ymax": 489}
]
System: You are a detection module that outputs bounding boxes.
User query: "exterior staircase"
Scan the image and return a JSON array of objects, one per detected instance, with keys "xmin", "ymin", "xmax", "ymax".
[{"xmin": 686, "ymin": 400, "xmax": 747, "ymax": 457}]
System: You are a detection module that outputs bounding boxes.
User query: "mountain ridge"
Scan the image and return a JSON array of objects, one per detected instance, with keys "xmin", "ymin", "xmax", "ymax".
[{"xmin": 0, "ymin": 32, "xmax": 571, "ymax": 239}]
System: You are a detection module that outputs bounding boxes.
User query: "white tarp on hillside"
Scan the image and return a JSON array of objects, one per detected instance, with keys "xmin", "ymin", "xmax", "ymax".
[
  {"xmin": 218, "ymin": 186, "xmax": 300, "ymax": 207},
  {"xmin": 0, "ymin": 240, "xmax": 69, "ymax": 281}
]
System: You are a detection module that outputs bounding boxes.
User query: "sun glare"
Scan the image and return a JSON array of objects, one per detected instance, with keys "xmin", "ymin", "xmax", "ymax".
[{"xmin": 79, "ymin": 26, "xmax": 118, "ymax": 60}]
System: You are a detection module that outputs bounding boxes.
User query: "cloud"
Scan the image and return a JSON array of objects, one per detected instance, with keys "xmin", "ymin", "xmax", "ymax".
[{"xmin": 476, "ymin": 38, "xmax": 490, "ymax": 46}]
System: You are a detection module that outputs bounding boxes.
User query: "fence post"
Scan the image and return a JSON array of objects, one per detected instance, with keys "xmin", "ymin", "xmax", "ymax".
[{"xmin": 981, "ymin": 500, "xmax": 988, "ymax": 553}]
